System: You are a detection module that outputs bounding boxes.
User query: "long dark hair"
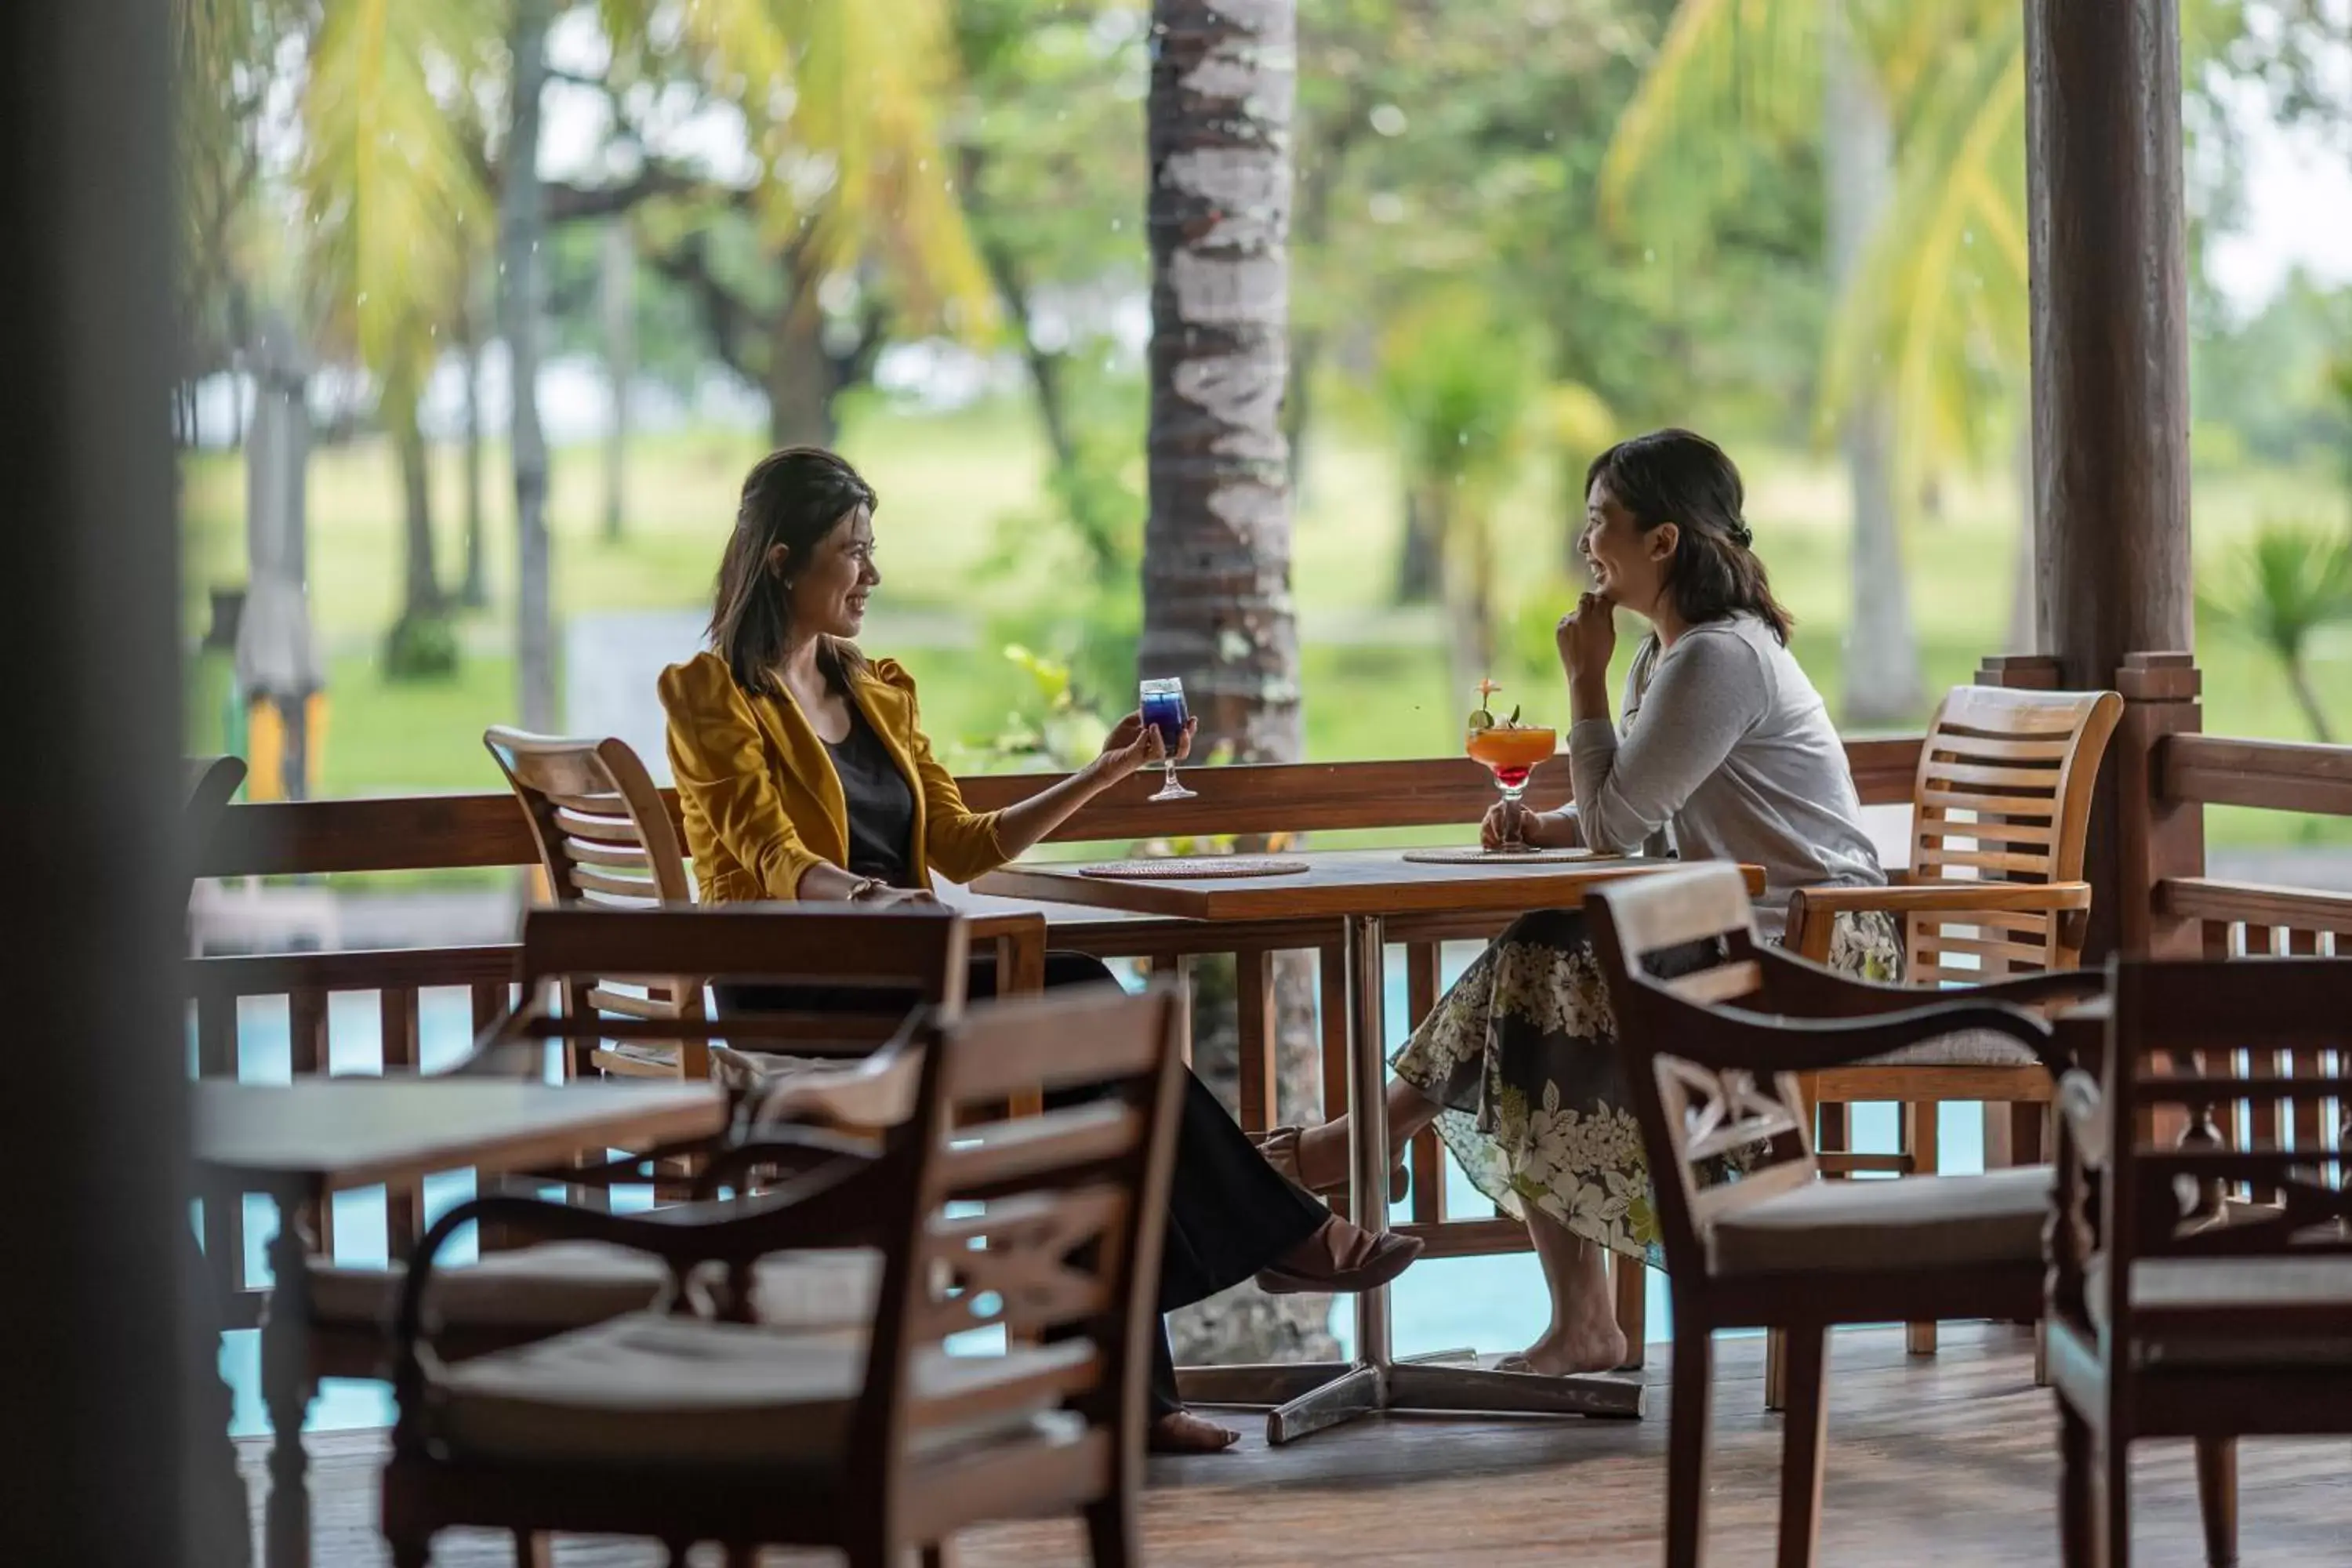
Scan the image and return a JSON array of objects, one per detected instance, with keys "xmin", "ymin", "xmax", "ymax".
[
  {"xmin": 709, "ymin": 447, "xmax": 877, "ymax": 697},
  {"xmin": 1584, "ymin": 428, "xmax": 1795, "ymax": 644}
]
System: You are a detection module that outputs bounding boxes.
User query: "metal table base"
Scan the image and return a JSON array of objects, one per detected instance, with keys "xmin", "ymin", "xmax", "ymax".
[{"xmin": 1182, "ymin": 913, "xmax": 1646, "ymax": 1442}]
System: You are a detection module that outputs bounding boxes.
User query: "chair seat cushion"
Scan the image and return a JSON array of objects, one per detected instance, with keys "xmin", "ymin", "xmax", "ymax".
[
  {"xmin": 2085, "ymin": 1255, "xmax": 2352, "ymax": 1369},
  {"xmin": 1708, "ymin": 1164, "xmax": 2052, "ymax": 1276},
  {"xmin": 428, "ymin": 1311, "xmax": 1090, "ymax": 1465},
  {"xmin": 1860, "ymin": 1029, "xmax": 2042, "ymax": 1068},
  {"xmin": 308, "ymin": 1245, "xmax": 881, "ymax": 1335}
]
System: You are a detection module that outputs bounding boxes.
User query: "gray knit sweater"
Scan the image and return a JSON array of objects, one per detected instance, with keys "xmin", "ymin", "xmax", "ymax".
[{"xmin": 1568, "ymin": 614, "xmax": 1884, "ymax": 936}]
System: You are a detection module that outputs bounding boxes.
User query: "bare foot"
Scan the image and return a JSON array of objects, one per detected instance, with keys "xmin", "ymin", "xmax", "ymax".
[
  {"xmin": 1149, "ymin": 1410, "xmax": 1240, "ymax": 1454},
  {"xmin": 1500, "ymin": 1321, "xmax": 1631, "ymax": 1377}
]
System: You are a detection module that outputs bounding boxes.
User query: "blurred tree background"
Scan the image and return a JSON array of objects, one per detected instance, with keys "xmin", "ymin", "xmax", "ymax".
[{"xmin": 173, "ymin": 0, "xmax": 2352, "ymax": 801}]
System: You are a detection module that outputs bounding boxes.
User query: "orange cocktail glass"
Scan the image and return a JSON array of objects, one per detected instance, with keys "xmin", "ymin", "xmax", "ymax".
[{"xmin": 1465, "ymin": 724, "xmax": 1558, "ymax": 851}]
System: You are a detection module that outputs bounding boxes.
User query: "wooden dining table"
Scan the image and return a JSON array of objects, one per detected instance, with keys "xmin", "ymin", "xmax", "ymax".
[
  {"xmin": 972, "ymin": 848, "xmax": 1767, "ymax": 1444},
  {"xmin": 192, "ymin": 1076, "xmax": 727, "ymax": 1568}
]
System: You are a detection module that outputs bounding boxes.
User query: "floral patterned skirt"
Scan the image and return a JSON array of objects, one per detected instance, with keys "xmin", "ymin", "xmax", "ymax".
[{"xmin": 1391, "ymin": 904, "xmax": 1903, "ymax": 1272}]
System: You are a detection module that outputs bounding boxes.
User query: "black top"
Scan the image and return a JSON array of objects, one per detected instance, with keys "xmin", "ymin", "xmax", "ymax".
[{"xmin": 825, "ymin": 700, "xmax": 916, "ymax": 886}]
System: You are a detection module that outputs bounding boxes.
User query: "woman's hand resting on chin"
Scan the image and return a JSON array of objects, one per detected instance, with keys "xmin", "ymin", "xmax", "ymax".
[{"xmin": 1555, "ymin": 590, "xmax": 1617, "ymax": 683}]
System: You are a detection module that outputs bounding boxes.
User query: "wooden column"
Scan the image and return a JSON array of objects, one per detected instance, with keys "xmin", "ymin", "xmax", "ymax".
[{"xmin": 2024, "ymin": 0, "xmax": 2196, "ymax": 960}]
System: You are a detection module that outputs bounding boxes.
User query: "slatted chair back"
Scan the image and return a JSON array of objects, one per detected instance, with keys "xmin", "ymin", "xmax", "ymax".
[
  {"xmin": 487, "ymin": 728, "xmax": 709, "ymax": 1074},
  {"xmin": 1586, "ymin": 864, "xmax": 1816, "ymax": 1277},
  {"xmin": 857, "ymin": 982, "xmax": 1185, "ymax": 1496},
  {"xmin": 2067, "ymin": 957, "xmax": 2352, "ymax": 1349},
  {"xmin": 1904, "ymin": 686, "xmax": 2121, "ymax": 985},
  {"xmin": 504, "ymin": 906, "xmax": 970, "ymax": 1087}
]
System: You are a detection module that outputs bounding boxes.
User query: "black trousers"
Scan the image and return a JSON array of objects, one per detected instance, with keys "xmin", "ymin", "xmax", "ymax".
[{"xmin": 716, "ymin": 951, "xmax": 1327, "ymax": 1416}]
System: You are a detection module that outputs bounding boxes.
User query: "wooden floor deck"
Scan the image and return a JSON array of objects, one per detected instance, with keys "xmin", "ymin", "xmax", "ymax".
[{"xmin": 245, "ymin": 1325, "xmax": 2350, "ymax": 1566}]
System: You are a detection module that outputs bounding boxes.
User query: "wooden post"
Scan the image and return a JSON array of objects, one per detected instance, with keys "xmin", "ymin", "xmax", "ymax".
[
  {"xmin": 2114, "ymin": 653, "xmax": 2205, "ymax": 959},
  {"xmin": 2024, "ymin": 0, "xmax": 2195, "ymax": 962}
]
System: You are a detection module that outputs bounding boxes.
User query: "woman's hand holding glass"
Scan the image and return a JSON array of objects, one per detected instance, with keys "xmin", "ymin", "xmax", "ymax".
[
  {"xmin": 1091, "ymin": 710, "xmax": 1197, "ymax": 786},
  {"xmin": 1480, "ymin": 799, "xmax": 1577, "ymax": 853}
]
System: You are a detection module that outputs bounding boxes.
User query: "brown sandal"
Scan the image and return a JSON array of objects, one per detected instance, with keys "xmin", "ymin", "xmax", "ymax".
[
  {"xmin": 1255, "ymin": 1221, "xmax": 1423, "ymax": 1296},
  {"xmin": 1254, "ymin": 1124, "xmax": 1410, "ymax": 1203}
]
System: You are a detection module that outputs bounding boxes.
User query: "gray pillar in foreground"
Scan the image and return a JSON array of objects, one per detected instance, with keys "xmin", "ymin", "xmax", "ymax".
[{"xmin": 0, "ymin": 3, "xmax": 207, "ymax": 1565}]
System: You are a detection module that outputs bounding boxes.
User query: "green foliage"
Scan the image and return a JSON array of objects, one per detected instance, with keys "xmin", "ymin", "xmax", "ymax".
[
  {"xmin": 956, "ymin": 644, "xmax": 1115, "ymax": 774},
  {"xmin": 2198, "ymin": 521, "xmax": 2352, "ymax": 741},
  {"xmin": 381, "ymin": 609, "xmax": 462, "ymax": 683}
]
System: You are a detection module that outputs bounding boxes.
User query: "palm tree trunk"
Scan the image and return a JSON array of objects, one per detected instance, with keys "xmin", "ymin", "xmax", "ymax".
[
  {"xmin": 1142, "ymin": 0, "xmax": 1302, "ymax": 764},
  {"xmin": 1826, "ymin": 3, "xmax": 1922, "ymax": 725},
  {"xmin": 459, "ymin": 263, "xmax": 488, "ymax": 608},
  {"xmin": 1395, "ymin": 485, "xmax": 1441, "ymax": 603},
  {"xmin": 1146, "ymin": 0, "xmax": 1325, "ymax": 1368},
  {"xmin": 500, "ymin": 0, "xmax": 554, "ymax": 732},
  {"xmin": 601, "ymin": 217, "xmax": 634, "ymax": 543}
]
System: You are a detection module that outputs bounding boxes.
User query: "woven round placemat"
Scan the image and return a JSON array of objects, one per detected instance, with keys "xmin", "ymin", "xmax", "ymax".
[
  {"xmin": 1078, "ymin": 855, "xmax": 1310, "ymax": 880},
  {"xmin": 1399, "ymin": 846, "xmax": 1595, "ymax": 866}
]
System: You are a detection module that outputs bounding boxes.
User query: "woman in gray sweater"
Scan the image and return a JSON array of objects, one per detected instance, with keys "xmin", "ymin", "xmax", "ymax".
[{"xmin": 1260, "ymin": 429, "xmax": 1900, "ymax": 1376}]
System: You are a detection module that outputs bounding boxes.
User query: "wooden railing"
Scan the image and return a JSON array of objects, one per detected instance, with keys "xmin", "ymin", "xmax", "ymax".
[
  {"xmin": 2153, "ymin": 735, "xmax": 2352, "ymax": 958},
  {"xmin": 187, "ymin": 744, "xmax": 1926, "ymax": 1324},
  {"xmin": 186, "ymin": 720, "xmax": 2352, "ymax": 1331}
]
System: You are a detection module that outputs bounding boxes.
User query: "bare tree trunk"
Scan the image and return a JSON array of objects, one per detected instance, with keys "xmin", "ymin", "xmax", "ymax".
[
  {"xmin": 1146, "ymin": 0, "xmax": 1326, "ymax": 1368},
  {"xmin": 393, "ymin": 390, "xmax": 440, "ymax": 622},
  {"xmin": 1436, "ymin": 489, "xmax": 1495, "ymax": 699},
  {"xmin": 1826, "ymin": 4, "xmax": 1922, "ymax": 725},
  {"xmin": 601, "ymin": 218, "xmax": 634, "ymax": 543},
  {"xmin": 1395, "ymin": 485, "xmax": 1442, "ymax": 604},
  {"xmin": 500, "ymin": 0, "xmax": 554, "ymax": 731},
  {"xmin": 767, "ymin": 306, "xmax": 838, "ymax": 449},
  {"xmin": 459, "ymin": 262, "xmax": 488, "ymax": 608}
]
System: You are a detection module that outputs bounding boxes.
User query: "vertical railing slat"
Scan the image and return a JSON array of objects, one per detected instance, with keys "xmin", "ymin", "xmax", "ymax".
[
  {"xmin": 1233, "ymin": 947, "xmax": 1279, "ymax": 1137},
  {"xmin": 380, "ymin": 985, "xmax": 423, "ymax": 1260},
  {"xmin": 194, "ymin": 986, "xmax": 245, "ymax": 1298},
  {"xmin": 1403, "ymin": 942, "xmax": 1444, "ymax": 1226}
]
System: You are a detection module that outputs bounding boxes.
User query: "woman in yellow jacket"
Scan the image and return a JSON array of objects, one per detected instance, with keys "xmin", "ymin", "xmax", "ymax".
[{"xmin": 661, "ymin": 447, "xmax": 1418, "ymax": 1453}]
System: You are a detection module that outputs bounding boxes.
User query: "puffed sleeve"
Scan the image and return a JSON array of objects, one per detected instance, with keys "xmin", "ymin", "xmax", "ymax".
[{"xmin": 658, "ymin": 654, "xmax": 830, "ymax": 900}]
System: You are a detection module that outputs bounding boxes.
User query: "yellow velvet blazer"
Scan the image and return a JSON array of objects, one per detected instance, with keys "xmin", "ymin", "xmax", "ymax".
[{"xmin": 657, "ymin": 651, "xmax": 1006, "ymax": 903}]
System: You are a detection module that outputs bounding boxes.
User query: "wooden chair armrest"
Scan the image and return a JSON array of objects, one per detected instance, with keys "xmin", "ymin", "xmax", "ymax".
[
  {"xmin": 1751, "ymin": 949, "xmax": 2103, "ymax": 1036},
  {"xmin": 1646, "ymin": 989, "xmax": 2056, "ymax": 1075},
  {"xmin": 390, "ymin": 1153, "xmax": 889, "ymax": 1394},
  {"xmin": 1784, "ymin": 880, "xmax": 2095, "ymax": 962},
  {"xmin": 2056, "ymin": 1069, "xmax": 2108, "ymax": 1171},
  {"xmin": 692, "ymin": 1127, "xmax": 883, "ymax": 1199}
]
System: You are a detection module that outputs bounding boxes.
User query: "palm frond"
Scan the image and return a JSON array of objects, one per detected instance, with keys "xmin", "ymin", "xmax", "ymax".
[
  {"xmin": 1818, "ymin": 16, "xmax": 2025, "ymax": 489},
  {"xmin": 297, "ymin": 0, "xmax": 496, "ymax": 380},
  {"xmin": 1599, "ymin": 0, "xmax": 1825, "ymax": 237}
]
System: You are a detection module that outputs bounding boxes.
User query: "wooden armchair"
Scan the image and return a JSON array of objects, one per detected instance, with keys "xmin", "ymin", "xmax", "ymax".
[
  {"xmin": 382, "ymin": 981, "xmax": 1186, "ymax": 1568},
  {"xmin": 296, "ymin": 905, "xmax": 970, "ymax": 1383},
  {"xmin": 485, "ymin": 728, "xmax": 709, "ymax": 1078},
  {"xmin": 1786, "ymin": 684, "xmax": 2120, "ymax": 1358},
  {"xmin": 1586, "ymin": 863, "xmax": 2083, "ymax": 1568},
  {"xmin": 2048, "ymin": 956, "xmax": 2352, "ymax": 1568}
]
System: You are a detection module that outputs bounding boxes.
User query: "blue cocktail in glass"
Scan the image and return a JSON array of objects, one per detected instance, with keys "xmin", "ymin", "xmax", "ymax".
[{"xmin": 1138, "ymin": 677, "xmax": 1196, "ymax": 801}]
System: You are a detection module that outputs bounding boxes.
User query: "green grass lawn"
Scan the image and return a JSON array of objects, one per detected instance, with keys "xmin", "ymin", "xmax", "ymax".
[{"xmin": 180, "ymin": 397, "xmax": 2352, "ymax": 850}]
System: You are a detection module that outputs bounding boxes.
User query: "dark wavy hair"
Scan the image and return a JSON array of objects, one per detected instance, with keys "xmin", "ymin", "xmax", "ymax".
[
  {"xmin": 1584, "ymin": 428, "xmax": 1794, "ymax": 644},
  {"xmin": 708, "ymin": 447, "xmax": 877, "ymax": 697}
]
